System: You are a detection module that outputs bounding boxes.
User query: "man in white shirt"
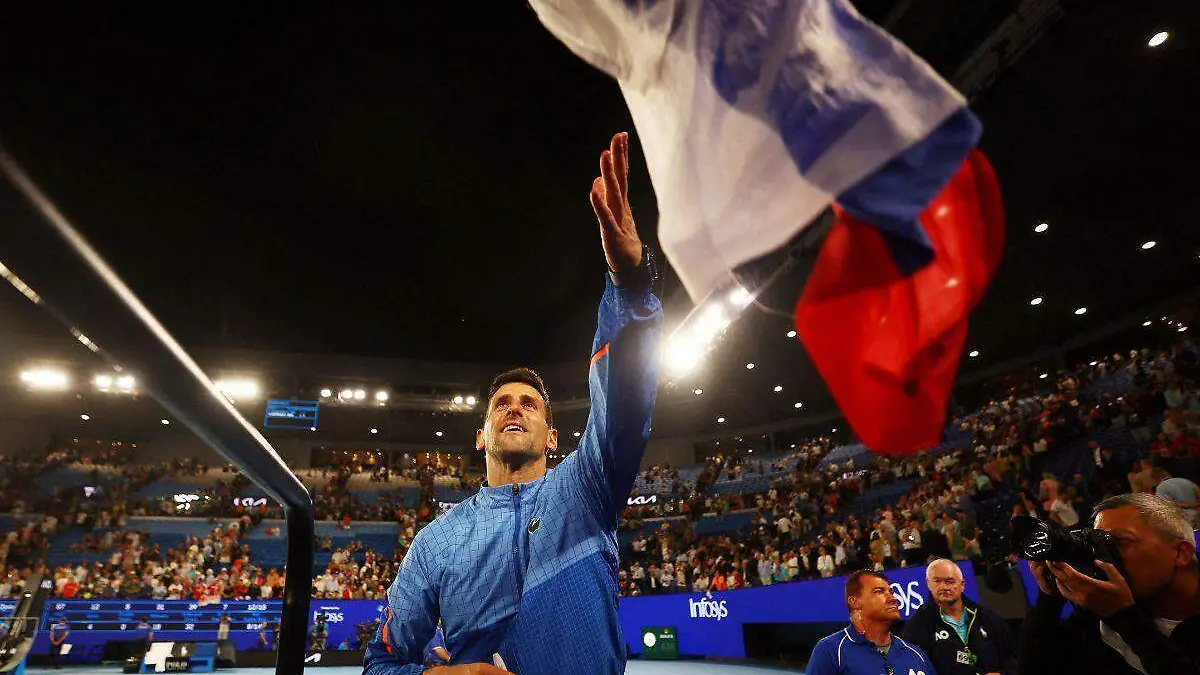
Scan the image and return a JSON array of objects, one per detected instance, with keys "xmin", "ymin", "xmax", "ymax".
[
  {"xmin": 775, "ymin": 514, "xmax": 793, "ymax": 539},
  {"xmin": 1050, "ymin": 495, "xmax": 1080, "ymax": 528}
]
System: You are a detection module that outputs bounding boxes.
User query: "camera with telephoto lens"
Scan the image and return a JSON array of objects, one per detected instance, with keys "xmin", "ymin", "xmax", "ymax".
[{"xmin": 1011, "ymin": 514, "xmax": 1124, "ymax": 580}]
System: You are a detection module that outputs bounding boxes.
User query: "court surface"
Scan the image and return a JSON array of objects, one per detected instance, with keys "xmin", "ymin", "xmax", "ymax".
[{"xmin": 26, "ymin": 662, "xmax": 803, "ymax": 674}]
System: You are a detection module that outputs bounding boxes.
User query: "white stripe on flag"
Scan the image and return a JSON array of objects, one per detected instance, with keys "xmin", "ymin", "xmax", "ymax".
[{"xmin": 531, "ymin": 0, "xmax": 968, "ymax": 301}]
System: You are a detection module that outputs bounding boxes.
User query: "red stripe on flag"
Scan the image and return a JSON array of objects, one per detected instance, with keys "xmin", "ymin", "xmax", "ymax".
[{"xmin": 796, "ymin": 151, "xmax": 1004, "ymax": 454}]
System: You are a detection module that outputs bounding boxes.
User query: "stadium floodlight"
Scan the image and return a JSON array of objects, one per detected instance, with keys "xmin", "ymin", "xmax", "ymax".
[
  {"xmin": 969, "ymin": 350, "xmax": 980, "ymax": 357},
  {"xmin": 794, "ymin": 402, "xmax": 803, "ymax": 409},
  {"xmin": 1141, "ymin": 240, "xmax": 1156, "ymax": 250},
  {"xmin": 716, "ymin": 416, "xmax": 726, "ymax": 424},
  {"xmin": 693, "ymin": 388, "xmax": 703, "ymax": 395},
  {"xmin": 338, "ymin": 388, "xmax": 353, "ymax": 400},
  {"xmin": 453, "ymin": 395, "xmax": 464, "ymax": 405},
  {"xmin": 80, "ymin": 413, "xmax": 90, "ymax": 421},
  {"xmin": 319, "ymin": 388, "xmax": 332, "ymax": 398},
  {"xmin": 93, "ymin": 374, "xmax": 113, "ymax": 390},
  {"xmin": 1142, "ymin": 320, "xmax": 1152, "ymax": 327},
  {"xmin": 353, "ymin": 389, "xmax": 366, "ymax": 401},
  {"xmin": 161, "ymin": 419, "xmax": 170, "ymax": 425},
  {"xmin": 116, "ymin": 374, "xmax": 135, "ymax": 391},
  {"xmin": 375, "ymin": 390, "xmax": 389, "ymax": 402},
  {"xmin": 832, "ymin": 427, "xmax": 838, "ymax": 433},
  {"xmin": 1074, "ymin": 307, "xmax": 1087, "ymax": 315},
  {"xmin": 1029, "ymin": 297, "xmax": 1043, "ymax": 306},
  {"xmin": 465, "ymin": 395, "xmax": 477, "ymax": 406},
  {"xmin": 666, "ymin": 333, "xmax": 705, "ymax": 376},
  {"xmin": 370, "ymin": 428, "xmax": 378, "ymax": 435},
  {"xmin": 786, "ymin": 330, "xmax": 797, "ymax": 338},
  {"xmin": 773, "ymin": 385, "xmax": 783, "ymax": 392},
  {"xmin": 1180, "ymin": 326, "xmax": 1189, "ymax": 333},
  {"xmin": 1089, "ymin": 361, "xmax": 1098, "ymax": 366},
  {"xmin": 1039, "ymin": 373, "xmax": 1049, "ymax": 379},
  {"xmin": 435, "ymin": 430, "xmax": 444, "ymax": 438},
  {"xmin": 1034, "ymin": 223, "xmax": 1049, "ymax": 233},
  {"xmin": 745, "ymin": 362, "xmax": 755, "ymax": 370},
  {"xmin": 1148, "ymin": 31, "xmax": 1169, "ymax": 48},
  {"xmin": 214, "ymin": 378, "xmax": 260, "ymax": 401},
  {"xmin": 573, "ymin": 431, "xmax": 581, "ymax": 438},
  {"xmin": 20, "ymin": 367, "xmax": 69, "ymax": 390}
]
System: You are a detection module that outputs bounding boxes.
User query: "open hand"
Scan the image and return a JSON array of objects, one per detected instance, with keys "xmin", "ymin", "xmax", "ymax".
[
  {"xmin": 589, "ymin": 132, "xmax": 643, "ymax": 274},
  {"xmin": 1047, "ymin": 560, "xmax": 1134, "ymax": 617}
]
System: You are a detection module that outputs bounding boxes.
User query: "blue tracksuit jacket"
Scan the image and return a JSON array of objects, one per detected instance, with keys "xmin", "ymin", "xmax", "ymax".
[
  {"xmin": 364, "ymin": 275, "xmax": 662, "ymax": 675},
  {"xmin": 808, "ymin": 625, "xmax": 938, "ymax": 675}
]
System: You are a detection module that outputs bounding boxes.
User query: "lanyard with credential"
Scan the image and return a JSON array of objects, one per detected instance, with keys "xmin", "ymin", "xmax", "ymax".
[{"xmin": 942, "ymin": 607, "xmax": 979, "ymax": 668}]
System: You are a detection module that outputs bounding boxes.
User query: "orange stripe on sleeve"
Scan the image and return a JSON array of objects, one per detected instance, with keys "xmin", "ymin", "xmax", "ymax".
[
  {"xmin": 382, "ymin": 607, "xmax": 393, "ymax": 653},
  {"xmin": 590, "ymin": 342, "xmax": 611, "ymax": 365}
]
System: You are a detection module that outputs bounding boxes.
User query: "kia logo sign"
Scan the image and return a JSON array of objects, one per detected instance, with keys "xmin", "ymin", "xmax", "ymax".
[
  {"xmin": 234, "ymin": 497, "xmax": 268, "ymax": 507},
  {"xmin": 626, "ymin": 495, "xmax": 658, "ymax": 506}
]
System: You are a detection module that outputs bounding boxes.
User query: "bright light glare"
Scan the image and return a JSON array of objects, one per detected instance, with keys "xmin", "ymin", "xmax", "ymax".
[
  {"xmin": 465, "ymin": 396, "xmax": 477, "ymax": 406},
  {"xmin": 773, "ymin": 385, "xmax": 783, "ymax": 392},
  {"xmin": 1141, "ymin": 240, "xmax": 1157, "ymax": 250},
  {"xmin": 1074, "ymin": 307, "xmax": 1088, "ymax": 315},
  {"xmin": 786, "ymin": 330, "xmax": 797, "ymax": 339},
  {"xmin": 453, "ymin": 395, "xmax": 464, "ymax": 405},
  {"xmin": 20, "ymin": 368, "xmax": 70, "ymax": 390},
  {"xmin": 80, "ymin": 414, "xmax": 90, "ymax": 421},
  {"xmin": 1039, "ymin": 373, "xmax": 1049, "ymax": 379},
  {"xmin": 1180, "ymin": 326, "xmax": 1189, "ymax": 333},
  {"xmin": 969, "ymin": 350, "xmax": 980, "ymax": 358},
  {"xmin": 728, "ymin": 286, "xmax": 753, "ymax": 308},
  {"xmin": 831, "ymin": 428, "xmax": 838, "ymax": 433},
  {"xmin": 1142, "ymin": 320, "xmax": 1152, "ymax": 327},
  {"xmin": 794, "ymin": 402, "xmax": 803, "ymax": 409},
  {"xmin": 215, "ymin": 378, "xmax": 260, "ymax": 400},
  {"xmin": 716, "ymin": 417, "xmax": 726, "ymax": 424},
  {"xmin": 370, "ymin": 428, "xmax": 378, "ymax": 435},
  {"xmin": 353, "ymin": 389, "xmax": 366, "ymax": 401},
  {"xmin": 1089, "ymin": 361, "xmax": 1098, "ymax": 366},
  {"xmin": 1148, "ymin": 31, "xmax": 1169, "ymax": 47},
  {"xmin": 573, "ymin": 431, "xmax": 581, "ymax": 438},
  {"xmin": 745, "ymin": 363, "xmax": 755, "ymax": 370},
  {"xmin": 693, "ymin": 388, "xmax": 704, "ymax": 396},
  {"xmin": 116, "ymin": 375, "xmax": 135, "ymax": 391},
  {"xmin": 320, "ymin": 388, "xmax": 332, "ymax": 398},
  {"xmin": 692, "ymin": 304, "xmax": 731, "ymax": 341},
  {"xmin": 161, "ymin": 419, "xmax": 170, "ymax": 425},
  {"xmin": 339, "ymin": 389, "xmax": 353, "ymax": 400},
  {"xmin": 94, "ymin": 374, "xmax": 113, "ymax": 390},
  {"xmin": 435, "ymin": 430, "xmax": 444, "ymax": 437},
  {"xmin": 1030, "ymin": 297, "xmax": 1043, "ymax": 306},
  {"xmin": 666, "ymin": 334, "xmax": 705, "ymax": 376},
  {"xmin": 1034, "ymin": 223, "xmax": 1049, "ymax": 233},
  {"xmin": 375, "ymin": 390, "xmax": 389, "ymax": 402}
]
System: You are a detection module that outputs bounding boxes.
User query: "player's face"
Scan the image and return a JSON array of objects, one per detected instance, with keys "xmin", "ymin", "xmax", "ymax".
[
  {"xmin": 854, "ymin": 576, "xmax": 901, "ymax": 623},
  {"xmin": 478, "ymin": 383, "xmax": 557, "ymax": 460}
]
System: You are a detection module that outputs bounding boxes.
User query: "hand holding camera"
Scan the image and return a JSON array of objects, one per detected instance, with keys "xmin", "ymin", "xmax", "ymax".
[{"xmin": 1046, "ymin": 560, "xmax": 1134, "ymax": 618}]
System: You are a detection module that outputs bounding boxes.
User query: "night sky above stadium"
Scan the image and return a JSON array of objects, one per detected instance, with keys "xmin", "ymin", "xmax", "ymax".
[{"xmin": 1, "ymin": 1, "xmax": 1197, "ymax": 373}]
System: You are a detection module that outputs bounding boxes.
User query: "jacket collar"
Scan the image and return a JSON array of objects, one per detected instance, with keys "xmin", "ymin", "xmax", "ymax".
[{"xmin": 476, "ymin": 471, "xmax": 549, "ymax": 507}]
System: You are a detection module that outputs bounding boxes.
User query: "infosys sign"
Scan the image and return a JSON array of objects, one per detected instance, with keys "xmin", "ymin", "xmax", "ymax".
[{"xmin": 618, "ymin": 561, "xmax": 976, "ymax": 659}]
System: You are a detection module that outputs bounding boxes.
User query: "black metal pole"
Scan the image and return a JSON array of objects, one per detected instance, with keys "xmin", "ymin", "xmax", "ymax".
[{"xmin": 0, "ymin": 145, "xmax": 314, "ymax": 675}]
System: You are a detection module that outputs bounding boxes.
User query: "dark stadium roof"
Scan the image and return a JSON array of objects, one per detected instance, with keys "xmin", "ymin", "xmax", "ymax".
[{"xmin": 0, "ymin": 1, "xmax": 1197, "ymax": 445}]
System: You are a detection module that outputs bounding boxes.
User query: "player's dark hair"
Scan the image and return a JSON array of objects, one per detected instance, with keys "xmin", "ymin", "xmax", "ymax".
[
  {"xmin": 845, "ymin": 569, "xmax": 889, "ymax": 613},
  {"xmin": 486, "ymin": 367, "xmax": 554, "ymax": 427}
]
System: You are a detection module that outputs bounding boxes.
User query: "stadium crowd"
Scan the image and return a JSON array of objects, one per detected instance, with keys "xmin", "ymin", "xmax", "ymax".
[{"xmin": 0, "ymin": 337, "xmax": 1196, "ymax": 603}]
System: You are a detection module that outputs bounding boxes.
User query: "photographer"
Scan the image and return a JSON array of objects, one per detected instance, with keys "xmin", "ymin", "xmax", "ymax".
[{"xmin": 1019, "ymin": 493, "xmax": 1200, "ymax": 675}]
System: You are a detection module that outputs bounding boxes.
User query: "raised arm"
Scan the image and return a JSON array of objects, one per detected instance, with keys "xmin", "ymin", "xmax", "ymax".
[{"xmin": 566, "ymin": 132, "xmax": 663, "ymax": 521}]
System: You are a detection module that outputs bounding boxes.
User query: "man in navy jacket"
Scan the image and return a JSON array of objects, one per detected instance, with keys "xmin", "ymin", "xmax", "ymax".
[{"xmin": 365, "ymin": 132, "xmax": 662, "ymax": 675}]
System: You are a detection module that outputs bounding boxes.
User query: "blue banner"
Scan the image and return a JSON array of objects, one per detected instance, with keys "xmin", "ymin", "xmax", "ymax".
[
  {"xmin": 32, "ymin": 599, "xmax": 384, "ymax": 663},
  {"xmin": 0, "ymin": 600, "xmax": 17, "ymax": 616},
  {"xmin": 618, "ymin": 561, "xmax": 977, "ymax": 658}
]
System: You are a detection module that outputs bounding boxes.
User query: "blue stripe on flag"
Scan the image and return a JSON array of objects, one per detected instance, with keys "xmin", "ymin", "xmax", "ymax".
[{"xmin": 697, "ymin": 0, "xmax": 980, "ymax": 275}]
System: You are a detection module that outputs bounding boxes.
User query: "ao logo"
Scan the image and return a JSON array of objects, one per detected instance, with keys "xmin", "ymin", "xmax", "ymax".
[
  {"xmin": 934, "ymin": 630, "xmax": 950, "ymax": 641},
  {"xmin": 688, "ymin": 592, "xmax": 729, "ymax": 622},
  {"xmin": 626, "ymin": 495, "xmax": 658, "ymax": 506},
  {"xmin": 889, "ymin": 580, "xmax": 925, "ymax": 617}
]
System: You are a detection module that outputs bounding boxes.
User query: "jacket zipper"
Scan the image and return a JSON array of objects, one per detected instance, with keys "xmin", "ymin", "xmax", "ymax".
[{"xmin": 509, "ymin": 483, "xmax": 525, "ymax": 672}]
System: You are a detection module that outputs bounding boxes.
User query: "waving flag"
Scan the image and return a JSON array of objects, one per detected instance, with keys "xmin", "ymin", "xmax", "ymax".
[{"xmin": 532, "ymin": 0, "xmax": 1004, "ymax": 453}]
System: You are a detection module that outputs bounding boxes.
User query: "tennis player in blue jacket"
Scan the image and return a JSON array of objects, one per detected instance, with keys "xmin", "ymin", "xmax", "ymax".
[
  {"xmin": 807, "ymin": 570, "xmax": 938, "ymax": 675},
  {"xmin": 364, "ymin": 131, "xmax": 662, "ymax": 675}
]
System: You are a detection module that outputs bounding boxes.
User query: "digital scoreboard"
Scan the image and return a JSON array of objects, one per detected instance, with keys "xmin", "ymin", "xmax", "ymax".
[{"xmin": 262, "ymin": 399, "xmax": 319, "ymax": 430}]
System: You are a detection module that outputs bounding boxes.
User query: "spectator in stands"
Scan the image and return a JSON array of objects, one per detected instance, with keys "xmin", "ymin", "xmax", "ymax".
[
  {"xmin": 1155, "ymin": 476, "xmax": 1200, "ymax": 528},
  {"xmin": 1129, "ymin": 458, "xmax": 1171, "ymax": 494},
  {"xmin": 904, "ymin": 559, "xmax": 1017, "ymax": 675},
  {"xmin": 806, "ymin": 570, "xmax": 934, "ymax": 675},
  {"xmin": 1019, "ymin": 493, "xmax": 1200, "ymax": 675},
  {"xmin": 899, "ymin": 518, "xmax": 924, "ymax": 567}
]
